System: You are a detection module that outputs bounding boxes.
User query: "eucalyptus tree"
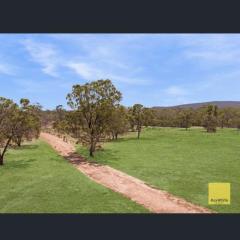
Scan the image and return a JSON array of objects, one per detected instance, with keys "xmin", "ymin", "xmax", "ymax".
[
  {"xmin": 107, "ymin": 105, "xmax": 129, "ymax": 140},
  {"xmin": 142, "ymin": 108, "xmax": 155, "ymax": 127},
  {"xmin": 178, "ymin": 108, "xmax": 193, "ymax": 130},
  {"xmin": 202, "ymin": 105, "xmax": 218, "ymax": 133},
  {"xmin": 0, "ymin": 97, "xmax": 41, "ymax": 165},
  {"xmin": 130, "ymin": 104, "xmax": 144, "ymax": 139},
  {"xmin": 66, "ymin": 79, "xmax": 122, "ymax": 156},
  {"xmin": 13, "ymin": 99, "xmax": 41, "ymax": 147},
  {"xmin": 0, "ymin": 97, "xmax": 19, "ymax": 165}
]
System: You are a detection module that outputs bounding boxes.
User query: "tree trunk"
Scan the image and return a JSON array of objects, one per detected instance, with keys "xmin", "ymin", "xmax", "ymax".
[
  {"xmin": 89, "ymin": 147, "xmax": 94, "ymax": 157},
  {"xmin": 17, "ymin": 137, "xmax": 22, "ymax": 147},
  {"xmin": 0, "ymin": 136, "xmax": 12, "ymax": 166},
  {"xmin": 115, "ymin": 133, "xmax": 118, "ymax": 140},
  {"xmin": 137, "ymin": 129, "xmax": 140, "ymax": 139},
  {"xmin": 89, "ymin": 137, "xmax": 96, "ymax": 157},
  {"xmin": 89, "ymin": 143, "xmax": 95, "ymax": 157}
]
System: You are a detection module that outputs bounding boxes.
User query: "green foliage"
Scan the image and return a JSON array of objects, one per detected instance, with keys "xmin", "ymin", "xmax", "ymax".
[
  {"xmin": 142, "ymin": 108, "xmax": 155, "ymax": 127},
  {"xmin": 202, "ymin": 105, "xmax": 218, "ymax": 132},
  {"xmin": 106, "ymin": 105, "xmax": 129, "ymax": 140},
  {"xmin": 177, "ymin": 108, "xmax": 193, "ymax": 130},
  {"xmin": 66, "ymin": 79, "xmax": 122, "ymax": 156},
  {"xmin": 52, "ymin": 105, "xmax": 68, "ymax": 134},
  {"xmin": 150, "ymin": 105, "xmax": 240, "ymax": 130},
  {"xmin": 0, "ymin": 97, "xmax": 19, "ymax": 165},
  {"xmin": 20, "ymin": 98, "xmax": 30, "ymax": 107},
  {"xmin": 218, "ymin": 107, "xmax": 236, "ymax": 128},
  {"xmin": 129, "ymin": 104, "xmax": 144, "ymax": 139},
  {"xmin": 0, "ymin": 97, "xmax": 41, "ymax": 165},
  {"xmin": 13, "ymin": 98, "xmax": 41, "ymax": 146}
]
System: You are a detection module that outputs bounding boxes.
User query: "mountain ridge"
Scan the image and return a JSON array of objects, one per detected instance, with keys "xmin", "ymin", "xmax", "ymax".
[{"xmin": 152, "ymin": 101, "xmax": 240, "ymax": 109}]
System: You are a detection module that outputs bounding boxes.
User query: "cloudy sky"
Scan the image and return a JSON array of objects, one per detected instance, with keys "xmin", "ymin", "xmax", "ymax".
[{"xmin": 0, "ymin": 34, "xmax": 240, "ymax": 109}]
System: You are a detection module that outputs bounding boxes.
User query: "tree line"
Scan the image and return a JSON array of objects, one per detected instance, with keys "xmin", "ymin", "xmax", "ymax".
[
  {"xmin": 3, "ymin": 79, "xmax": 240, "ymax": 163},
  {"xmin": 40, "ymin": 79, "xmax": 240, "ymax": 157},
  {"xmin": 0, "ymin": 97, "xmax": 41, "ymax": 165},
  {"xmin": 151, "ymin": 105, "xmax": 240, "ymax": 131}
]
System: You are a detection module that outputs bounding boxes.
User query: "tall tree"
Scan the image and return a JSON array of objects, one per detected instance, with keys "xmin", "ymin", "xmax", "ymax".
[
  {"xmin": 0, "ymin": 97, "xmax": 41, "ymax": 165},
  {"xmin": 66, "ymin": 79, "xmax": 122, "ymax": 156},
  {"xmin": 127, "ymin": 107, "xmax": 136, "ymax": 131},
  {"xmin": 178, "ymin": 108, "xmax": 193, "ymax": 130},
  {"xmin": 202, "ymin": 105, "xmax": 218, "ymax": 133},
  {"xmin": 52, "ymin": 105, "xmax": 68, "ymax": 135},
  {"xmin": 107, "ymin": 105, "xmax": 129, "ymax": 140},
  {"xmin": 0, "ymin": 97, "xmax": 19, "ymax": 165},
  {"xmin": 56, "ymin": 105, "xmax": 65, "ymax": 121},
  {"xmin": 218, "ymin": 107, "xmax": 235, "ymax": 128},
  {"xmin": 130, "ymin": 104, "xmax": 144, "ymax": 139},
  {"xmin": 13, "ymin": 99, "xmax": 41, "ymax": 147},
  {"xmin": 65, "ymin": 110, "xmax": 83, "ymax": 139}
]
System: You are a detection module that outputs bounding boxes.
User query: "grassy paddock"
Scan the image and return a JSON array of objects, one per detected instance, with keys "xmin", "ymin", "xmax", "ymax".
[
  {"xmin": 77, "ymin": 127, "xmax": 240, "ymax": 213},
  {"xmin": 0, "ymin": 140, "xmax": 148, "ymax": 213}
]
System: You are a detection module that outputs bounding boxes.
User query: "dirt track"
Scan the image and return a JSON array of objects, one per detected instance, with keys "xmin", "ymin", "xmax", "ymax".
[{"xmin": 40, "ymin": 132, "xmax": 213, "ymax": 213}]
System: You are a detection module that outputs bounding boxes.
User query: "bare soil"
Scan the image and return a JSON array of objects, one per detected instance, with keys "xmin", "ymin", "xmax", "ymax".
[{"xmin": 40, "ymin": 132, "xmax": 213, "ymax": 213}]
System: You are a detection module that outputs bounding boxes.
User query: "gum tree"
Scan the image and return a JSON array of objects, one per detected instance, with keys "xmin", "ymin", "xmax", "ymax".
[
  {"xmin": 202, "ymin": 105, "xmax": 218, "ymax": 133},
  {"xmin": 178, "ymin": 108, "xmax": 193, "ymax": 130},
  {"xmin": 107, "ymin": 105, "xmax": 129, "ymax": 140},
  {"xmin": 0, "ymin": 97, "xmax": 19, "ymax": 165},
  {"xmin": 66, "ymin": 79, "xmax": 122, "ymax": 156},
  {"xmin": 0, "ymin": 97, "xmax": 41, "ymax": 165},
  {"xmin": 13, "ymin": 99, "xmax": 41, "ymax": 147},
  {"xmin": 130, "ymin": 104, "xmax": 144, "ymax": 139}
]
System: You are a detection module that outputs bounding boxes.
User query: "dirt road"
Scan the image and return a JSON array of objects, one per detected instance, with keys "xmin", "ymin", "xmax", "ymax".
[{"xmin": 40, "ymin": 132, "xmax": 213, "ymax": 213}]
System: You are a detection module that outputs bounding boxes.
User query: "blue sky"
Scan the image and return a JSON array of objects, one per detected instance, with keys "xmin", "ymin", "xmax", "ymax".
[{"xmin": 1, "ymin": 34, "xmax": 240, "ymax": 109}]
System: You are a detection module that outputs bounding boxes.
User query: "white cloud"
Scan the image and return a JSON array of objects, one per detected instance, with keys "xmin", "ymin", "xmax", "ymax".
[
  {"xmin": 180, "ymin": 34, "xmax": 240, "ymax": 65},
  {"xmin": 0, "ymin": 63, "xmax": 13, "ymax": 75},
  {"xmin": 66, "ymin": 61, "xmax": 151, "ymax": 85},
  {"xmin": 165, "ymin": 86, "xmax": 187, "ymax": 97},
  {"xmin": 66, "ymin": 62, "xmax": 102, "ymax": 80},
  {"xmin": 21, "ymin": 39, "xmax": 59, "ymax": 77},
  {"xmin": 22, "ymin": 36, "xmax": 150, "ymax": 86},
  {"xmin": 50, "ymin": 34, "xmax": 153, "ymax": 85}
]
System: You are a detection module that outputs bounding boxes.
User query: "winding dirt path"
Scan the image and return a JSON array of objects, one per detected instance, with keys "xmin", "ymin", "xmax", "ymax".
[{"xmin": 40, "ymin": 132, "xmax": 213, "ymax": 213}]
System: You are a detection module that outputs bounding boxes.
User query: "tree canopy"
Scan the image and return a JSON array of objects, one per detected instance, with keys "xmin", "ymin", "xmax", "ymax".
[
  {"xmin": 66, "ymin": 79, "xmax": 122, "ymax": 156},
  {"xmin": 0, "ymin": 97, "xmax": 41, "ymax": 165}
]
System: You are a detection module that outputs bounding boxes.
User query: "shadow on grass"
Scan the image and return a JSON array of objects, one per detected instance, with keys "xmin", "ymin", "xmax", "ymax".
[
  {"xmin": 14, "ymin": 145, "xmax": 38, "ymax": 150},
  {"xmin": 76, "ymin": 146, "xmax": 121, "ymax": 165},
  {"xmin": 9, "ymin": 144, "xmax": 38, "ymax": 151},
  {"xmin": 178, "ymin": 128, "xmax": 192, "ymax": 132},
  {"xmin": 3, "ymin": 158, "xmax": 36, "ymax": 169},
  {"xmin": 111, "ymin": 136, "xmax": 156, "ymax": 143},
  {"xmin": 67, "ymin": 148, "xmax": 121, "ymax": 167}
]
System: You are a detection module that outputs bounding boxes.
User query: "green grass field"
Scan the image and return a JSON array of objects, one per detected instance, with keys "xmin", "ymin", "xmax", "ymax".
[
  {"xmin": 77, "ymin": 127, "xmax": 240, "ymax": 213},
  {"xmin": 0, "ymin": 140, "xmax": 148, "ymax": 213}
]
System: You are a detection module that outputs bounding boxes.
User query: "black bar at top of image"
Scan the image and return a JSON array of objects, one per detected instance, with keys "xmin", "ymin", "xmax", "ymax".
[{"xmin": 0, "ymin": 0, "xmax": 240, "ymax": 33}]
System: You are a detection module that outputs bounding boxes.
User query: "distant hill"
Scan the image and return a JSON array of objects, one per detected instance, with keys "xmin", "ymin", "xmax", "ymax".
[{"xmin": 152, "ymin": 101, "xmax": 240, "ymax": 109}]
